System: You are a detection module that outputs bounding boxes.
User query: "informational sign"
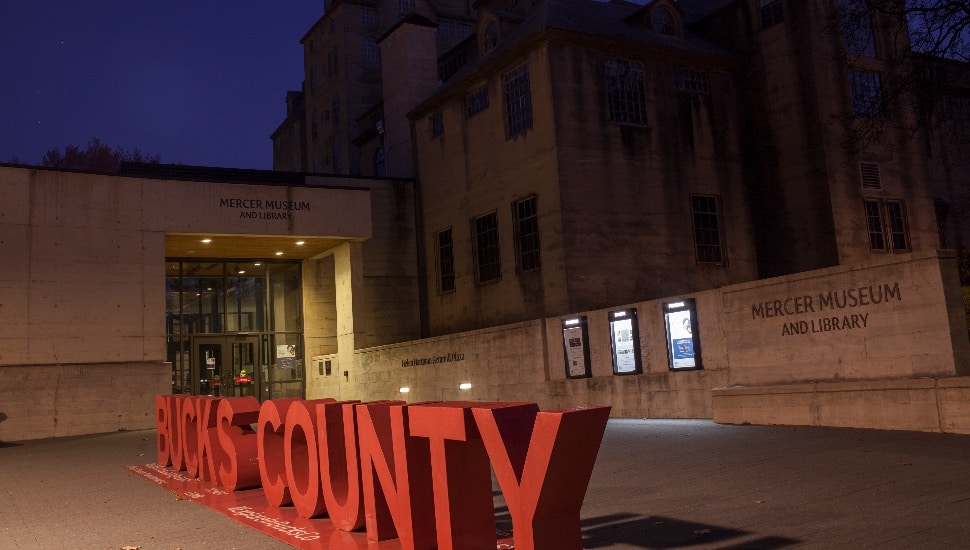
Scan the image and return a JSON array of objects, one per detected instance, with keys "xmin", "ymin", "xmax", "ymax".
[
  {"xmin": 663, "ymin": 299, "xmax": 702, "ymax": 370},
  {"xmin": 277, "ymin": 344, "xmax": 296, "ymax": 369},
  {"xmin": 609, "ymin": 309, "xmax": 642, "ymax": 375},
  {"xmin": 562, "ymin": 317, "xmax": 591, "ymax": 378}
]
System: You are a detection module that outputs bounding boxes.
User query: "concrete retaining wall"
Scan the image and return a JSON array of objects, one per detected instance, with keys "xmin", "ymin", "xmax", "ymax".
[
  {"xmin": 306, "ymin": 249, "xmax": 970, "ymax": 433},
  {"xmin": 0, "ymin": 362, "xmax": 169, "ymax": 441}
]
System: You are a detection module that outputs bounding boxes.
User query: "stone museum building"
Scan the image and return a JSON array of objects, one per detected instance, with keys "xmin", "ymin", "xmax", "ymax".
[{"xmin": 2, "ymin": 0, "xmax": 970, "ymax": 441}]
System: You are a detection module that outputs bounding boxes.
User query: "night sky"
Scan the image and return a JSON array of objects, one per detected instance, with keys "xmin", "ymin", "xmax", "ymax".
[{"xmin": 0, "ymin": 2, "xmax": 322, "ymax": 170}]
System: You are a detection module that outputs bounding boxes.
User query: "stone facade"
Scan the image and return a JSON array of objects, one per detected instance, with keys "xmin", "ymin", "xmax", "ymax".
[{"xmin": 283, "ymin": 0, "xmax": 475, "ymax": 176}]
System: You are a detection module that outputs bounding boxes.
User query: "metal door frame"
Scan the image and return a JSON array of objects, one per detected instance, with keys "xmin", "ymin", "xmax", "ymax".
[{"xmin": 190, "ymin": 334, "xmax": 263, "ymax": 399}]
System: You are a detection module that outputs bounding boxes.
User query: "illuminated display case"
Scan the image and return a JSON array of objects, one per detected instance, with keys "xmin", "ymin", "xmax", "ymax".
[
  {"xmin": 663, "ymin": 299, "xmax": 702, "ymax": 371},
  {"xmin": 609, "ymin": 308, "xmax": 642, "ymax": 375},
  {"xmin": 561, "ymin": 316, "xmax": 591, "ymax": 379}
]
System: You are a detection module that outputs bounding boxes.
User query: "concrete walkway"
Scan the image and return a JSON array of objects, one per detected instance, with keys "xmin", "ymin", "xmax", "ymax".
[{"xmin": 2, "ymin": 419, "xmax": 970, "ymax": 549}]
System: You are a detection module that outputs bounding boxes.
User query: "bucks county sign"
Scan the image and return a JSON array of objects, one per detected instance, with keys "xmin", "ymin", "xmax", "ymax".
[{"xmin": 154, "ymin": 395, "xmax": 610, "ymax": 550}]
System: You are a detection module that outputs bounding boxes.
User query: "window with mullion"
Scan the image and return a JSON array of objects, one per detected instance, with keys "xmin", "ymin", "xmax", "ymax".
[
  {"xmin": 848, "ymin": 69, "xmax": 884, "ymax": 117},
  {"xmin": 362, "ymin": 38, "xmax": 380, "ymax": 69},
  {"xmin": 473, "ymin": 212, "xmax": 501, "ymax": 283},
  {"xmin": 606, "ymin": 58, "xmax": 647, "ymax": 126},
  {"xmin": 503, "ymin": 63, "xmax": 533, "ymax": 137},
  {"xmin": 864, "ymin": 199, "xmax": 886, "ymax": 250},
  {"xmin": 361, "ymin": 6, "xmax": 378, "ymax": 28},
  {"xmin": 690, "ymin": 195, "xmax": 724, "ymax": 264},
  {"xmin": 513, "ymin": 196, "xmax": 541, "ymax": 272},
  {"xmin": 885, "ymin": 201, "xmax": 909, "ymax": 251},
  {"xmin": 864, "ymin": 198, "xmax": 910, "ymax": 253},
  {"xmin": 435, "ymin": 228, "xmax": 455, "ymax": 292}
]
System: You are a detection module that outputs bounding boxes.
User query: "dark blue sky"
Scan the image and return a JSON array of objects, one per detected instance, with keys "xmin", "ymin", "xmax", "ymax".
[{"xmin": 0, "ymin": 2, "xmax": 322, "ymax": 169}]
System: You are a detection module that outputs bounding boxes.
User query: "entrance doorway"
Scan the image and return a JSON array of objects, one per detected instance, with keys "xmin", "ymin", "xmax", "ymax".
[
  {"xmin": 192, "ymin": 335, "xmax": 265, "ymax": 400},
  {"xmin": 167, "ymin": 259, "xmax": 306, "ymax": 401}
]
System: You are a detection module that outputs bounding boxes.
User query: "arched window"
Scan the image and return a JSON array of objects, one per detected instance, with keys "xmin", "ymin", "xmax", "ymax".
[
  {"xmin": 652, "ymin": 7, "xmax": 676, "ymax": 35},
  {"xmin": 374, "ymin": 147, "xmax": 386, "ymax": 177}
]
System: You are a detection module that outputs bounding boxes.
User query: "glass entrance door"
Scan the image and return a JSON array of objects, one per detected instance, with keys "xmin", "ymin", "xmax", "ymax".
[{"xmin": 192, "ymin": 335, "xmax": 265, "ymax": 400}]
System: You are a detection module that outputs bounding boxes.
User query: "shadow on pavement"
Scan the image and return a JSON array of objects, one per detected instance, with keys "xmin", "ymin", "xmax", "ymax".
[
  {"xmin": 0, "ymin": 412, "xmax": 20, "ymax": 448},
  {"xmin": 580, "ymin": 513, "xmax": 800, "ymax": 549}
]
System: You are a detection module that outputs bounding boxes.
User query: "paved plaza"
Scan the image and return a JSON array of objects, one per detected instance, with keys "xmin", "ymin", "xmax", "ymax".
[{"xmin": 2, "ymin": 419, "xmax": 970, "ymax": 549}]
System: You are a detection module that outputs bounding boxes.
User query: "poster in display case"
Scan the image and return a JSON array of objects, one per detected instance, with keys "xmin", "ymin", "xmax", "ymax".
[
  {"xmin": 609, "ymin": 308, "xmax": 642, "ymax": 375},
  {"xmin": 562, "ymin": 316, "xmax": 591, "ymax": 379},
  {"xmin": 663, "ymin": 299, "xmax": 702, "ymax": 371}
]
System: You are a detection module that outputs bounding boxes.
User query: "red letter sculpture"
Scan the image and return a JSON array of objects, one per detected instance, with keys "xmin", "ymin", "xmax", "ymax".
[
  {"xmin": 155, "ymin": 396, "xmax": 171, "ymax": 466},
  {"xmin": 284, "ymin": 398, "xmax": 336, "ymax": 518},
  {"xmin": 472, "ymin": 404, "xmax": 611, "ymax": 550},
  {"xmin": 215, "ymin": 396, "xmax": 261, "ymax": 490},
  {"xmin": 317, "ymin": 400, "xmax": 366, "ymax": 532},
  {"xmin": 258, "ymin": 397, "xmax": 299, "ymax": 506},
  {"xmin": 356, "ymin": 402, "xmax": 436, "ymax": 549},
  {"xmin": 409, "ymin": 402, "xmax": 495, "ymax": 549}
]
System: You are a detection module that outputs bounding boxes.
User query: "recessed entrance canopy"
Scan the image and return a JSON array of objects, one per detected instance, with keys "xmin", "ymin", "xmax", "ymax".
[{"xmin": 166, "ymin": 234, "xmax": 348, "ymax": 260}]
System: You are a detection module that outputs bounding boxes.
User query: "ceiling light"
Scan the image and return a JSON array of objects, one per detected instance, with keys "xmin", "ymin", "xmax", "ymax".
[
  {"xmin": 296, "ymin": 240, "xmax": 305, "ymax": 245},
  {"xmin": 275, "ymin": 251, "xmax": 284, "ymax": 256},
  {"xmin": 201, "ymin": 238, "xmax": 212, "ymax": 244}
]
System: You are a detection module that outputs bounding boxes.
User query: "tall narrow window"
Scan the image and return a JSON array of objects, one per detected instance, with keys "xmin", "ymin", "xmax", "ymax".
[
  {"xmin": 839, "ymin": 0, "xmax": 877, "ymax": 56},
  {"xmin": 332, "ymin": 96, "xmax": 341, "ymax": 125},
  {"xmin": 865, "ymin": 198, "xmax": 910, "ymax": 253},
  {"xmin": 362, "ymin": 38, "xmax": 380, "ymax": 69},
  {"xmin": 398, "ymin": 0, "xmax": 413, "ymax": 15},
  {"xmin": 513, "ymin": 196, "xmax": 541, "ymax": 272},
  {"xmin": 473, "ymin": 212, "xmax": 501, "ymax": 283},
  {"xmin": 332, "ymin": 138, "xmax": 342, "ymax": 173},
  {"xmin": 606, "ymin": 58, "xmax": 647, "ymax": 125},
  {"xmin": 431, "ymin": 112, "xmax": 444, "ymax": 137},
  {"xmin": 503, "ymin": 63, "xmax": 533, "ymax": 137},
  {"xmin": 690, "ymin": 195, "xmax": 724, "ymax": 264},
  {"xmin": 361, "ymin": 6, "xmax": 378, "ymax": 28},
  {"xmin": 848, "ymin": 69, "xmax": 884, "ymax": 117},
  {"xmin": 436, "ymin": 228, "xmax": 455, "ymax": 292},
  {"xmin": 374, "ymin": 147, "xmax": 386, "ymax": 177},
  {"xmin": 759, "ymin": 0, "xmax": 784, "ymax": 29}
]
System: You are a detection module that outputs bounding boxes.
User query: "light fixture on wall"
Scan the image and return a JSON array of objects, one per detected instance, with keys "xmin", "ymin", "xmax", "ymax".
[
  {"xmin": 459, "ymin": 382, "xmax": 472, "ymax": 390},
  {"xmin": 399, "ymin": 387, "xmax": 410, "ymax": 393}
]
